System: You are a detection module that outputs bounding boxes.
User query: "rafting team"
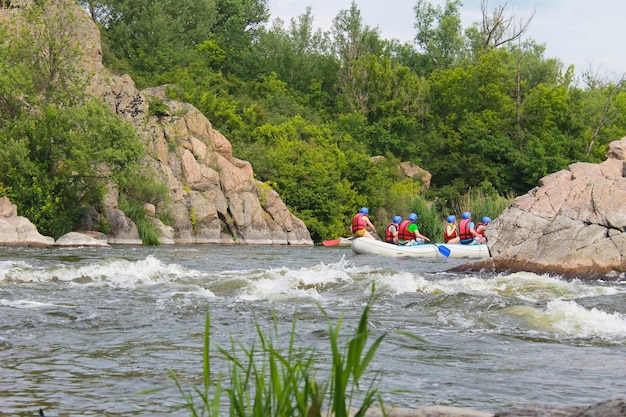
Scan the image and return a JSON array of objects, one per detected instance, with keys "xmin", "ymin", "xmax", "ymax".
[{"xmin": 351, "ymin": 207, "xmax": 490, "ymax": 246}]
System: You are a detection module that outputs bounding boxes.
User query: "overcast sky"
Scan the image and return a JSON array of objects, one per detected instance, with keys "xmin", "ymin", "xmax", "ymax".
[{"xmin": 267, "ymin": 0, "xmax": 625, "ymax": 82}]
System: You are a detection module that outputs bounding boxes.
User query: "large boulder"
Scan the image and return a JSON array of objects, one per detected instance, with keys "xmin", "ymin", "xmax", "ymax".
[
  {"xmin": 456, "ymin": 138, "xmax": 626, "ymax": 280},
  {"xmin": 54, "ymin": 232, "xmax": 109, "ymax": 247},
  {"xmin": 0, "ymin": 197, "xmax": 54, "ymax": 247}
]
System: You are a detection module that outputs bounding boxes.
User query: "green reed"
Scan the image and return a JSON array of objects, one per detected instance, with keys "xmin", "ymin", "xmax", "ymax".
[{"xmin": 171, "ymin": 285, "xmax": 387, "ymax": 417}]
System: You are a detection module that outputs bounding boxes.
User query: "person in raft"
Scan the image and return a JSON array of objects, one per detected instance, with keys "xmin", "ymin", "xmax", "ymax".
[
  {"xmin": 475, "ymin": 216, "xmax": 491, "ymax": 241},
  {"xmin": 443, "ymin": 215, "xmax": 460, "ymax": 244},
  {"xmin": 398, "ymin": 213, "xmax": 430, "ymax": 246},
  {"xmin": 458, "ymin": 212, "xmax": 485, "ymax": 245},
  {"xmin": 385, "ymin": 215, "xmax": 402, "ymax": 244},
  {"xmin": 351, "ymin": 207, "xmax": 377, "ymax": 239}
]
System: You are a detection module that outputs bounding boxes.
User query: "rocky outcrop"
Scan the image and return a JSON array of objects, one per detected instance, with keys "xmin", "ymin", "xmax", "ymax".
[
  {"xmin": 84, "ymin": 13, "xmax": 311, "ymax": 245},
  {"xmin": 1, "ymin": 2, "xmax": 312, "ymax": 246},
  {"xmin": 370, "ymin": 157, "xmax": 432, "ymax": 191},
  {"xmin": 399, "ymin": 161, "xmax": 432, "ymax": 191},
  {"xmin": 455, "ymin": 138, "xmax": 626, "ymax": 280}
]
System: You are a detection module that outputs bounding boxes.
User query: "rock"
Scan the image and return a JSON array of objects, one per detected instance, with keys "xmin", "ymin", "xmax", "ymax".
[
  {"xmin": 0, "ymin": 339, "xmax": 11, "ymax": 350},
  {"xmin": 0, "ymin": 198, "xmax": 54, "ymax": 246},
  {"xmin": 493, "ymin": 405, "xmax": 583, "ymax": 417},
  {"xmin": 54, "ymin": 232, "xmax": 109, "ymax": 247},
  {"xmin": 104, "ymin": 209, "xmax": 142, "ymax": 245},
  {"xmin": 0, "ymin": 196, "xmax": 18, "ymax": 218},
  {"xmin": 370, "ymin": 157, "xmax": 432, "ymax": 191},
  {"xmin": 399, "ymin": 161, "xmax": 432, "ymax": 191},
  {"xmin": 453, "ymin": 137, "xmax": 626, "ymax": 280},
  {"xmin": 572, "ymin": 398, "xmax": 626, "ymax": 417}
]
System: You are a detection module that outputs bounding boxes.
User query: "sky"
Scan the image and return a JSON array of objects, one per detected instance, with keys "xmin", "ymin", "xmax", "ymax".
[{"xmin": 267, "ymin": 0, "xmax": 626, "ymax": 81}]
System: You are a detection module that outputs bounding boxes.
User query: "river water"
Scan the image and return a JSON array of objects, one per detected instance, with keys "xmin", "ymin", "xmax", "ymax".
[{"xmin": 1, "ymin": 244, "xmax": 625, "ymax": 416}]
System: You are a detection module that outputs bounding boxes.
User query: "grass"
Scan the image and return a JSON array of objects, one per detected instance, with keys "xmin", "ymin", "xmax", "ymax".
[
  {"xmin": 170, "ymin": 285, "xmax": 390, "ymax": 417},
  {"xmin": 119, "ymin": 199, "xmax": 161, "ymax": 246}
]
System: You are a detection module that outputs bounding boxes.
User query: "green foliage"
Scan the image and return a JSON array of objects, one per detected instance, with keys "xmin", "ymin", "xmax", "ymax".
[
  {"xmin": 148, "ymin": 96, "xmax": 169, "ymax": 117},
  {"xmin": 414, "ymin": 0, "xmax": 465, "ymax": 70},
  {"xmin": 190, "ymin": 207, "xmax": 198, "ymax": 234},
  {"xmin": 170, "ymin": 285, "xmax": 388, "ymax": 417},
  {"xmin": 0, "ymin": 99, "xmax": 148, "ymax": 238},
  {"xmin": 119, "ymin": 198, "xmax": 160, "ymax": 246},
  {"xmin": 252, "ymin": 117, "xmax": 359, "ymax": 241},
  {"xmin": 407, "ymin": 195, "xmax": 442, "ymax": 242},
  {"xmin": 92, "ymin": 0, "xmax": 217, "ymax": 85}
]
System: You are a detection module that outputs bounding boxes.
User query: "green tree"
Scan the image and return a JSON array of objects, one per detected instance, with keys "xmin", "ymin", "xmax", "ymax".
[
  {"xmin": 90, "ymin": 0, "xmax": 216, "ymax": 84},
  {"xmin": 413, "ymin": 0, "xmax": 465, "ymax": 71},
  {"xmin": 11, "ymin": 0, "xmax": 87, "ymax": 106},
  {"xmin": 331, "ymin": 1, "xmax": 385, "ymax": 115},
  {"xmin": 577, "ymin": 71, "xmax": 626, "ymax": 158},
  {"xmin": 253, "ymin": 117, "xmax": 359, "ymax": 241},
  {"xmin": 1, "ymin": 100, "xmax": 146, "ymax": 237},
  {"xmin": 252, "ymin": 8, "xmax": 337, "ymax": 107},
  {"xmin": 211, "ymin": 0, "xmax": 269, "ymax": 76},
  {"xmin": 0, "ymin": 24, "xmax": 31, "ymax": 121}
]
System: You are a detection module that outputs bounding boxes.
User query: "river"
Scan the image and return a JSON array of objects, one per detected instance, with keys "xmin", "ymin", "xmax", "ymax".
[{"xmin": 1, "ymin": 244, "xmax": 625, "ymax": 415}]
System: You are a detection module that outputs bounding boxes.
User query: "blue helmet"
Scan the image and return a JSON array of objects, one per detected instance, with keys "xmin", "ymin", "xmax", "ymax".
[
  {"xmin": 393, "ymin": 215, "xmax": 402, "ymax": 223},
  {"xmin": 462, "ymin": 211, "xmax": 471, "ymax": 219},
  {"xmin": 360, "ymin": 207, "xmax": 369, "ymax": 214},
  {"xmin": 482, "ymin": 216, "xmax": 492, "ymax": 223},
  {"xmin": 408, "ymin": 213, "xmax": 418, "ymax": 221},
  {"xmin": 447, "ymin": 215, "xmax": 456, "ymax": 223}
]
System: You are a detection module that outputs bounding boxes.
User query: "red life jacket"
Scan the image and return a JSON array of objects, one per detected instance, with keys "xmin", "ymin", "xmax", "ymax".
[
  {"xmin": 398, "ymin": 220, "xmax": 415, "ymax": 241},
  {"xmin": 351, "ymin": 213, "xmax": 367, "ymax": 233},
  {"xmin": 475, "ymin": 222, "xmax": 487, "ymax": 237},
  {"xmin": 443, "ymin": 223, "xmax": 458, "ymax": 243},
  {"xmin": 459, "ymin": 219, "xmax": 474, "ymax": 241},
  {"xmin": 385, "ymin": 222, "xmax": 399, "ymax": 243}
]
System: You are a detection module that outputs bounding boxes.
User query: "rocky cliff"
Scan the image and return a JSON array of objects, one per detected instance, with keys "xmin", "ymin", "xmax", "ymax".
[
  {"xmin": 1, "ymin": 2, "xmax": 312, "ymax": 246},
  {"xmin": 456, "ymin": 137, "xmax": 626, "ymax": 280}
]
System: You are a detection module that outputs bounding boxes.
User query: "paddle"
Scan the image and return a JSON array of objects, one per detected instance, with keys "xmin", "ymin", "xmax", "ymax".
[
  {"xmin": 432, "ymin": 243, "xmax": 451, "ymax": 257},
  {"xmin": 322, "ymin": 239, "xmax": 342, "ymax": 247}
]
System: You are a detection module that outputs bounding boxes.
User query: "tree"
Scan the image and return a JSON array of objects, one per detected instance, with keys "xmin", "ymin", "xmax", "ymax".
[
  {"xmin": 478, "ymin": 0, "xmax": 534, "ymax": 51},
  {"xmin": 331, "ymin": 1, "xmax": 384, "ymax": 114},
  {"xmin": 252, "ymin": 8, "xmax": 336, "ymax": 101},
  {"xmin": 413, "ymin": 0, "xmax": 465, "ymax": 70},
  {"xmin": 252, "ymin": 117, "xmax": 359, "ymax": 241},
  {"xmin": 13, "ymin": 0, "xmax": 87, "ymax": 105},
  {"xmin": 90, "ymin": 0, "xmax": 217, "ymax": 83},
  {"xmin": 580, "ymin": 71, "xmax": 626, "ymax": 156},
  {"xmin": 0, "ymin": 24, "xmax": 31, "ymax": 121},
  {"xmin": 211, "ymin": 0, "xmax": 269, "ymax": 76}
]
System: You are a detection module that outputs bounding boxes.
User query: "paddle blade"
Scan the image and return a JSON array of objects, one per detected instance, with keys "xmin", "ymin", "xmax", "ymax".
[
  {"xmin": 322, "ymin": 239, "xmax": 342, "ymax": 247},
  {"xmin": 436, "ymin": 244, "xmax": 451, "ymax": 257}
]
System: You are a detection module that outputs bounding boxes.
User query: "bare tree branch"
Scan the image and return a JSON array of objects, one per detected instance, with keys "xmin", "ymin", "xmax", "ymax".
[{"xmin": 481, "ymin": 0, "xmax": 535, "ymax": 50}]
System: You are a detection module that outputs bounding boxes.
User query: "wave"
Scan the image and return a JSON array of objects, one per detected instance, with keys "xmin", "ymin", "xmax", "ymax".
[{"xmin": 2, "ymin": 255, "xmax": 625, "ymax": 343}]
